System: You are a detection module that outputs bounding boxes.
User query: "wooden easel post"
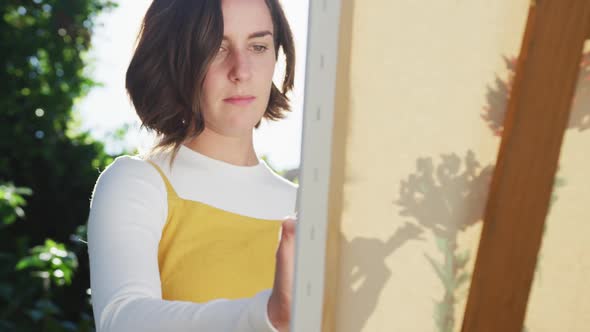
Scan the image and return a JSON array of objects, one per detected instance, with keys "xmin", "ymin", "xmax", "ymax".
[{"xmin": 461, "ymin": 1, "xmax": 590, "ymax": 331}]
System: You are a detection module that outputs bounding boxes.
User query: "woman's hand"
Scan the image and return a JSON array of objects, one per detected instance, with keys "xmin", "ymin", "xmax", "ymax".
[{"xmin": 268, "ymin": 217, "xmax": 297, "ymax": 331}]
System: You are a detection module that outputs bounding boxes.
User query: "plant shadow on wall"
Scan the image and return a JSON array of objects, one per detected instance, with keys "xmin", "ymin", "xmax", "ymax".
[
  {"xmin": 482, "ymin": 55, "xmax": 590, "ymax": 136},
  {"xmin": 395, "ymin": 51, "xmax": 590, "ymax": 332},
  {"xmin": 338, "ymin": 222, "xmax": 424, "ymax": 332},
  {"xmin": 396, "ymin": 151, "xmax": 494, "ymax": 332}
]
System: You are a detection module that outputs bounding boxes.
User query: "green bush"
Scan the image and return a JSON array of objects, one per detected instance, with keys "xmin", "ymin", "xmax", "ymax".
[{"xmin": 1, "ymin": 1, "xmax": 119, "ymax": 330}]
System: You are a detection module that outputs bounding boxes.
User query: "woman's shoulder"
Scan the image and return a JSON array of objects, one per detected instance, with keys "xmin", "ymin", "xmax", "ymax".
[
  {"xmin": 99, "ymin": 155, "xmax": 159, "ymax": 180},
  {"xmin": 92, "ymin": 154, "xmax": 166, "ymax": 198},
  {"xmin": 88, "ymin": 154, "xmax": 169, "ymax": 237}
]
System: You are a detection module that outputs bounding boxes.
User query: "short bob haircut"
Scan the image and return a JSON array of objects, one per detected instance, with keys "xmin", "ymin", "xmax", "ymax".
[{"xmin": 126, "ymin": 0, "xmax": 295, "ymax": 164}]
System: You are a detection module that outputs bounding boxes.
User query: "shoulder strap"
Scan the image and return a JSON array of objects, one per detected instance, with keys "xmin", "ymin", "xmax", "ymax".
[{"xmin": 146, "ymin": 160, "xmax": 179, "ymax": 198}]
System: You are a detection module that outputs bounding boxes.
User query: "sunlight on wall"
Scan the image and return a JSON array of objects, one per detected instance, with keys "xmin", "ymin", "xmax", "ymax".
[{"xmin": 330, "ymin": 1, "xmax": 533, "ymax": 330}]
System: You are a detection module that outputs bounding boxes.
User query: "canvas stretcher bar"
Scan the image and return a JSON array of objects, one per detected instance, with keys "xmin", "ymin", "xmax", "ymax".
[{"xmin": 291, "ymin": 0, "xmax": 343, "ymax": 331}]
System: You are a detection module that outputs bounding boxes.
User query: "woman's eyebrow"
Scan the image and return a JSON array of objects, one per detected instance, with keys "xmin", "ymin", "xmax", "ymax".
[
  {"xmin": 222, "ymin": 30, "xmax": 273, "ymax": 41},
  {"xmin": 248, "ymin": 30, "xmax": 273, "ymax": 39}
]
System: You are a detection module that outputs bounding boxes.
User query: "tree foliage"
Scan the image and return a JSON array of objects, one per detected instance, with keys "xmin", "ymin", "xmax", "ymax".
[{"xmin": 1, "ymin": 1, "xmax": 117, "ymax": 330}]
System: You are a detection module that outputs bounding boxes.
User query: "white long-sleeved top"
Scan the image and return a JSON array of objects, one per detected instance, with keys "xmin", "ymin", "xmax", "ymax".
[{"xmin": 87, "ymin": 144, "xmax": 298, "ymax": 332}]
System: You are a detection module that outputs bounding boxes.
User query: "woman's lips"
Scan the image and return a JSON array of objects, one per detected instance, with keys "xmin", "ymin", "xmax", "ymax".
[{"xmin": 223, "ymin": 96, "xmax": 256, "ymax": 106}]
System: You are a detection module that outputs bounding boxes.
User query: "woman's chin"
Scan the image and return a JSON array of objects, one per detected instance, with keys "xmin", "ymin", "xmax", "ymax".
[
  {"xmin": 223, "ymin": 113, "xmax": 264, "ymax": 131},
  {"xmin": 216, "ymin": 120, "xmax": 260, "ymax": 137}
]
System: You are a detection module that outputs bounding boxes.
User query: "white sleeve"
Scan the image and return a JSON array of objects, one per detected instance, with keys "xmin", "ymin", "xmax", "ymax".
[{"xmin": 87, "ymin": 156, "xmax": 279, "ymax": 332}]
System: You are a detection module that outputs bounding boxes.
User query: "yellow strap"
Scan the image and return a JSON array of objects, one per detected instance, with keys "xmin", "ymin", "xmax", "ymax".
[{"xmin": 146, "ymin": 160, "xmax": 179, "ymax": 198}]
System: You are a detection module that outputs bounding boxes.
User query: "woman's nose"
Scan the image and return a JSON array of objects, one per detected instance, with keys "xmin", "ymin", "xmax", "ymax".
[{"xmin": 228, "ymin": 51, "xmax": 252, "ymax": 83}]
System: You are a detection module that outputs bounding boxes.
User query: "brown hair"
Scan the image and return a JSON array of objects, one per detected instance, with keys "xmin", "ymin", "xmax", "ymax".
[{"xmin": 126, "ymin": 0, "xmax": 295, "ymax": 164}]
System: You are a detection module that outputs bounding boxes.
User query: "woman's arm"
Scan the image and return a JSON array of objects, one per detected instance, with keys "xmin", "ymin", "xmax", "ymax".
[{"xmin": 87, "ymin": 156, "xmax": 278, "ymax": 332}]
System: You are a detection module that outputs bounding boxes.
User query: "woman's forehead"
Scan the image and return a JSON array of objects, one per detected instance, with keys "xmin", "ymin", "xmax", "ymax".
[{"xmin": 221, "ymin": 0, "xmax": 273, "ymax": 36}]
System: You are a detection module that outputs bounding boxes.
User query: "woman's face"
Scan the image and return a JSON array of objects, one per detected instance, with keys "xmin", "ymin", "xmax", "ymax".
[{"xmin": 200, "ymin": 0, "xmax": 276, "ymax": 137}]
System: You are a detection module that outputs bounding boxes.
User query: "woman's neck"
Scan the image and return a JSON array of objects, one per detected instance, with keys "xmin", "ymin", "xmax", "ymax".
[{"xmin": 183, "ymin": 127, "xmax": 259, "ymax": 167}]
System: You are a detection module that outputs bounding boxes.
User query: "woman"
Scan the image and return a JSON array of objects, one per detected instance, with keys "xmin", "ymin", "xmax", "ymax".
[{"xmin": 87, "ymin": 0, "xmax": 298, "ymax": 331}]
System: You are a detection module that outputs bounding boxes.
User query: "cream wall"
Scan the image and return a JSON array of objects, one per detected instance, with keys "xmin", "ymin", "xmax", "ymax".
[{"xmin": 328, "ymin": 0, "xmax": 588, "ymax": 331}]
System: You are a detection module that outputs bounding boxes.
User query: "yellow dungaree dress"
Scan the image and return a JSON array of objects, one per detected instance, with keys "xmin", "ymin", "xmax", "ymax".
[{"xmin": 147, "ymin": 161, "xmax": 283, "ymax": 302}]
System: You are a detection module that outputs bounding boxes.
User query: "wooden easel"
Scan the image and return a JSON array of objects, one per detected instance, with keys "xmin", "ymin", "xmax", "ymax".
[{"xmin": 461, "ymin": 1, "xmax": 590, "ymax": 331}]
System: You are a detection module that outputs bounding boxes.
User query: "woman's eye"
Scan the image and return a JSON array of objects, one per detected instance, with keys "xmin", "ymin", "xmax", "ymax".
[
  {"xmin": 217, "ymin": 46, "xmax": 228, "ymax": 55},
  {"xmin": 251, "ymin": 45, "xmax": 268, "ymax": 53}
]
